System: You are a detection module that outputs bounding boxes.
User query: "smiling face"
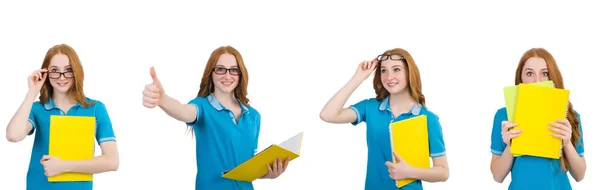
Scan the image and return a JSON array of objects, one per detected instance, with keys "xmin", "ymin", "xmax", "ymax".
[
  {"xmin": 47, "ymin": 53, "xmax": 74, "ymax": 94},
  {"xmin": 380, "ymin": 55, "xmax": 409, "ymax": 95},
  {"xmin": 211, "ymin": 53, "xmax": 240, "ymax": 94}
]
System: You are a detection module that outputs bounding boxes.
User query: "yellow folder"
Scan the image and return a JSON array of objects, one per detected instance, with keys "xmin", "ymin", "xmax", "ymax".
[
  {"xmin": 389, "ymin": 115, "xmax": 430, "ymax": 188},
  {"xmin": 222, "ymin": 132, "xmax": 304, "ymax": 182},
  {"xmin": 503, "ymin": 81, "xmax": 555, "ymax": 122},
  {"xmin": 48, "ymin": 115, "xmax": 96, "ymax": 182},
  {"xmin": 510, "ymin": 84, "xmax": 569, "ymax": 159}
]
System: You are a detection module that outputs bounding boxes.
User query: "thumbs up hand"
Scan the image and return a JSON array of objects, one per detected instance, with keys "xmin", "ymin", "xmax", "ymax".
[
  {"xmin": 142, "ymin": 67, "xmax": 165, "ymax": 108},
  {"xmin": 385, "ymin": 151, "xmax": 414, "ymax": 180}
]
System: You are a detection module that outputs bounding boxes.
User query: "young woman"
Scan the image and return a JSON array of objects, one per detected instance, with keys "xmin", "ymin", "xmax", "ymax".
[
  {"xmin": 5, "ymin": 44, "xmax": 120, "ymax": 190},
  {"xmin": 490, "ymin": 48, "xmax": 586, "ymax": 189},
  {"xmin": 142, "ymin": 46, "xmax": 288, "ymax": 190},
  {"xmin": 320, "ymin": 48, "xmax": 449, "ymax": 189}
]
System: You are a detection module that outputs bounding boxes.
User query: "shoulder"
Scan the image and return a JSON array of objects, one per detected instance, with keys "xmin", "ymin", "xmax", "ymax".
[
  {"xmin": 419, "ymin": 107, "xmax": 440, "ymax": 120},
  {"xmin": 494, "ymin": 107, "xmax": 507, "ymax": 120},
  {"xmin": 188, "ymin": 96, "xmax": 208, "ymax": 105},
  {"xmin": 353, "ymin": 97, "xmax": 381, "ymax": 106},
  {"xmin": 246, "ymin": 105, "xmax": 261, "ymax": 118}
]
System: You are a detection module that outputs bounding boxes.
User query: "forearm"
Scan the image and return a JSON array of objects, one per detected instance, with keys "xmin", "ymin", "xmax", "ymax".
[
  {"xmin": 409, "ymin": 165, "xmax": 448, "ymax": 182},
  {"xmin": 65, "ymin": 154, "xmax": 119, "ymax": 174},
  {"xmin": 6, "ymin": 92, "xmax": 37, "ymax": 142},
  {"xmin": 158, "ymin": 94, "xmax": 195, "ymax": 123},
  {"xmin": 319, "ymin": 76, "xmax": 363, "ymax": 122},
  {"xmin": 564, "ymin": 143, "xmax": 586, "ymax": 181},
  {"xmin": 490, "ymin": 147, "xmax": 514, "ymax": 183}
]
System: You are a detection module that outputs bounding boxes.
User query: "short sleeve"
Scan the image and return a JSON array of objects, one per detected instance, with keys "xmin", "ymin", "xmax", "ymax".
[
  {"xmin": 95, "ymin": 101, "xmax": 116, "ymax": 144},
  {"xmin": 349, "ymin": 99, "xmax": 369, "ymax": 126},
  {"xmin": 491, "ymin": 108, "xmax": 507, "ymax": 156},
  {"xmin": 427, "ymin": 113, "xmax": 446, "ymax": 158},
  {"xmin": 27, "ymin": 108, "xmax": 37, "ymax": 136},
  {"xmin": 575, "ymin": 112, "xmax": 584, "ymax": 157},
  {"xmin": 186, "ymin": 97, "xmax": 204, "ymax": 127}
]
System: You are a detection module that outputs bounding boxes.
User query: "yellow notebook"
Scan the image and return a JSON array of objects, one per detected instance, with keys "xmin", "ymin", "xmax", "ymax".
[
  {"xmin": 389, "ymin": 115, "xmax": 430, "ymax": 188},
  {"xmin": 510, "ymin": 84, "xmax": 569, "ymax": 159},
  {"xmin": 222, "ymin": 132, "xmax": 304, "ymax": 182},
  {"xmin": 48, "ymin": 115, "xmax": 96, "ymax": 182},
  {"xmin": 503, "ymin": 81, "xmax": 555, "ymax": 122}
]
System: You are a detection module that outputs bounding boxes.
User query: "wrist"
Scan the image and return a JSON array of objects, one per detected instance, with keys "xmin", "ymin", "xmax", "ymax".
[
  {"xmin": 407, "ymin": 166, "xmax": 419, "ymax": 179},
  {"xmin": 62, "ymin": 160, "xmax": 75, "ymax": 173},
  {"xmin": 25, "ymin": 91, "xmax": 38, "ymax": 101}
]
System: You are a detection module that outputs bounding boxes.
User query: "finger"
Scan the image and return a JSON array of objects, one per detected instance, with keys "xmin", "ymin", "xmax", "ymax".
[
  {"xmin": 385, "ymin": 161, "xmax": 394, "ymax": 168},
  {"xmin": 509, "ymin": 129, "xmax": 523, "ymax": 135},
  {"xmin": 41, "ymin": 72, "xmax": 47, "ymax": 81},
  {"xmin": 282, "ymin": 157, "xmax": 290, "ymax": 171},
  {"xmin": 277, "ymin": 158, "xmax": 283, "ymax": 172},
  {"xmin": 392, "ymin": 152, "xmax": 403, "ymax": 162},
  {"xmin": 271, "ymin": 160, "xmax": 278, "ymax": 174},
  {"xmin": 142, "ymin": 101, "xmax": 157, "ymax": 108},
  {"xmin": 150, "ymin": 67, "xmax": 162, "ymax": 88},
  {"xmin": 551, "ymin": 133, "xmax": 568, "ymax": 139},
  {"xmin": 142, "ymin": 88, "xmax": 160, "ymax": 98}
]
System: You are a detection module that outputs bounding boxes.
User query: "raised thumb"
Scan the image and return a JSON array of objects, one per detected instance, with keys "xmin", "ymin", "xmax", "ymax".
[{"xmin": 150, "ymin": 67, "xmax": 161, "ymax": 86}]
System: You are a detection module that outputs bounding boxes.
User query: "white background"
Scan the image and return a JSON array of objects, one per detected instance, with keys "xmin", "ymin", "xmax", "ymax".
[{"xmin": 1, "ymin": 0, "xmax": 598, "ymax": 189}]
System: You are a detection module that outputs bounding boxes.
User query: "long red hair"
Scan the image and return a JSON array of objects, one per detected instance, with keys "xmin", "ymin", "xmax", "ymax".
[{"xmin": 514, "ymin": 47, "xmax": 580, "ymax": 171}]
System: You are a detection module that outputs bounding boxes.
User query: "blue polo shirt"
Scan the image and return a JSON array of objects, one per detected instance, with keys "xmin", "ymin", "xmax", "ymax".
[
  {"xmin": 490, "ymin": 107, "xmax": 584, "ymax": 190},
  {"xmin": 26, "ymin": 97, "xmax": 117, "ymax": 190},
  {"xmin": 350, "ymin": 97, "xmax": 447, "ymax": 190},
  {"xmin": 186, "ymin": 93, "xmax": 261, "ymax": 190}
]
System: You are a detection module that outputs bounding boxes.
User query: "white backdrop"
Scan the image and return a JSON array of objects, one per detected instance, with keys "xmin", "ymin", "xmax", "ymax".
[{"xmin": 1, "ymin": 0, "xmax": 598, "ymax": 189}]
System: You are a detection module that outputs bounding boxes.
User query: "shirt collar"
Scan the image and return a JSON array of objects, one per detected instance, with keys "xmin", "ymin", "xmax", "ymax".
[
  {"xmin": 378, "ymin": 96, "xmax": 421, "ymax": 115},
  {"xmin": 43, "ymin": 97, "xmax": 82, "ymax": 111},
  {"xmin": 208, "ymin": 93, "xmax": 249, "ymax": 114}
]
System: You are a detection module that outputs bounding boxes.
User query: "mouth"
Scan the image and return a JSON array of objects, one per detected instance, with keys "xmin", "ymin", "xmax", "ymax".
[
  {"xmin": 57, "ymin": 81, "xmax": 69, "ymax": 87},
  {"xmin": 386, "ymin": 82, "xmax": 398, "ymax": 88},
  {"xmin": 221, "ymin": 81, "xmax": 234, "ymax": 86}
]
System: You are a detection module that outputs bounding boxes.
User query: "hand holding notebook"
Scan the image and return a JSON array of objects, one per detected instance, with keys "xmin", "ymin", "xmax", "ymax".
[{"xmin": 385, "ymin": 152, "xmax": 413, "ymax": 181}]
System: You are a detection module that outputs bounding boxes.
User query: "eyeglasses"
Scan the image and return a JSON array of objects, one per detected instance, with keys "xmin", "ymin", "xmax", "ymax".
[
  {"xmin": 48, "ymin": 71, "xmax": 74, "ymax": 79},
  {"xmin": 213, "ymin": 67, "xmax": 241, "ymax": 76},
  {"xmin": 377, "ymin": 54, "xmax": 405, "ymax": 61}
]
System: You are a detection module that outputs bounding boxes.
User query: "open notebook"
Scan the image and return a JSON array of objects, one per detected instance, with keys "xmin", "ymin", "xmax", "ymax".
[
  {"xmin": 48, "ymin": 115, "xmax": 96, "ymax": 182},
  {"xmin": 222, "ymin": 132, "xmax": 304, "ymax": 182},
  {"xmin": 389, "ymin": 115, "xmax": 430, "ymax": 188},
  {"xmin": 509, "ymin": 84, "xmax": 569, "ymax": 159}
]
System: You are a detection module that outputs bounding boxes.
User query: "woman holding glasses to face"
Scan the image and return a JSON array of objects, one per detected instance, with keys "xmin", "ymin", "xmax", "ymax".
[
  {"xmin": 320, "ymin": 48, "xmax": 449, "ymax": 189},
  {"xmin": 142, "ymin": 46, "xmax": 288, "ymax": 190},
  {"xmin": 5, "ymin": 44, "xmax": 119, "ymax": 190}
]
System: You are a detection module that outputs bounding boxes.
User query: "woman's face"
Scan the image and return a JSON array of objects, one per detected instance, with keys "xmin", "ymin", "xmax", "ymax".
[
  {"xmin": 211, "ymin": 53, "xmax": 240, "ymax": 94},
  {"xmin": 47, "ymin": 53, "xmax": 75, "ymax": 93},
  {"xmin": 521, "ymin": 57, "xmax": 549, "ymax": 84}
]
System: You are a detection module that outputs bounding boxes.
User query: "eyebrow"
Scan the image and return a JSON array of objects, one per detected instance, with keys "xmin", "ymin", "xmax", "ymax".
[
  {"xmin": 524, "ymin": 68, "xmax": 548, "ymax": 71},
  {"xmin": 216, "ymin": 65, "xmax": 238, "ymax": 68}
]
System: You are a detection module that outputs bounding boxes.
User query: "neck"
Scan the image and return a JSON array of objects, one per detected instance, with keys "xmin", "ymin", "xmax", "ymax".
[
  {"xmin": 388, "ymin": 90, "xmax": 416, "ymax": 112},
  {"xmin": 213, "ymin": 90, "xmax": 237, "ymax": 105},
  {"xmin": 52, "ymin": 91, "xmax": 75, "ymax": 105}
]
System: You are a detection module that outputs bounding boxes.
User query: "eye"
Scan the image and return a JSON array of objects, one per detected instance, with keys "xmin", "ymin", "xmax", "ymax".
[
  {"xmin": 526, "ymin": 72, "xmax": 533, "ymax": 76},
  {"xmin": 381, "ymin": 69, "xmax": 386, "ymax": 73},
  {"xmin": 393, "ymin": 68, "xmax": 401, "ymax": 72},
  {"xmin": 542, "ymin": 72, "xmax": 549, "ymax": 77},
  {"xmin": 66, "ymin": 68, "xmax": 73, "ymax": 72},
  {"xmin": 231, "ymin": 68, "xmax": 240, "ymax": 73},
  {"xmin": 215, "ymin": 67, "xmax": 226, "ymax": 72},
  {"xmin": 51, "ymin": 68, "xmax": 58, "ymax": 72}
]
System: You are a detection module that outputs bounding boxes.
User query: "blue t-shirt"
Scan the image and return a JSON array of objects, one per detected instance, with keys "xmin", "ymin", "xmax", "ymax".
[
  {"xmin": 350, "ymin": 97, "xmax": 447, "ymax": 190},
  {"xmin": 186, "ymin": 94, "xmax": 261, "ymax": 190}
]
